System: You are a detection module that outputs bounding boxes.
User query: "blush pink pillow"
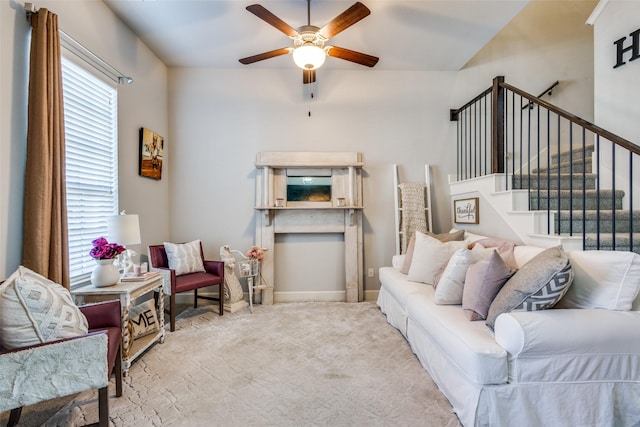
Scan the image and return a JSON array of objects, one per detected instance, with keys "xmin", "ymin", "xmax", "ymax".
[{"xmin": 462, "ymin": 250, "xmax": 515, "ymax": 321}]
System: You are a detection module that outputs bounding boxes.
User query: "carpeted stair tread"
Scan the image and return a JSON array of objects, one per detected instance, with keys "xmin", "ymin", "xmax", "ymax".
[
  {"xmin": 550, "ymin": 144, "xmax": 594, "ymax": 163},
  {"xmin": 532, "ymin": 158, "xmax": 592, "ymax": 174},
  {"xmin": 582, "ymin": 233, "xmax": 640, "ymax": 254},
  {"xmin": 529, "ymin": 189, "xmax": 624, "ymax": 210},
  {"xmin": 552, "ymin": 210, "xmax": 640, "ymax": 233},
  {"xmin": 513, "ymin": 174, "xmax": 596, "ymax": 190}
]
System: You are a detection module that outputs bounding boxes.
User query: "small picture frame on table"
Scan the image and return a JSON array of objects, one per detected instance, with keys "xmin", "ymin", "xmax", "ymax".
[
  {"xmin": 139, "ymin": 128, "xmax": 164, "ymax": 180},
  {"xmin": 454, "ymin": 197, "xmax": 479, "ymax": 224}
]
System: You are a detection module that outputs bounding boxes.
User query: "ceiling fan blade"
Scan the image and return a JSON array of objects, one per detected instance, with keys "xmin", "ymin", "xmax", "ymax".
[
  {"xmin": 303, "ymin": 70, "xmax": 316, "ymax": 84},
  {"xmin": 326, "ymin": 46, "xmax": 379, "ymax": 67},
  {"xmin": 239, "ymin": 48, "xmax": 292, "ymax": 65},
  {"xmin": 318, "ymin": 2, "xmax": 371, "ymax": 39},
  {"xmin": 246, "ymin": 4, "xmax": 298, "ymax": 38}
]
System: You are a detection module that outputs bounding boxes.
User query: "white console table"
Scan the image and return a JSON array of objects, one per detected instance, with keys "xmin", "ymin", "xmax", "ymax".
[{"xmin": 72, "ymin": 274, "xmax": 165, "ymax": 374}]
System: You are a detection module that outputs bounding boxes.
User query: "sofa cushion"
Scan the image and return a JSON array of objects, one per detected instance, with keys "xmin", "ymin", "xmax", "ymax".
[
  {"xmin": 0, "ymin": 266, "xmax": 88, "ymax": 350},
  {"xmin": 434, "ymin": 248, "xmax": 477, "ymax": 305},
  {"xmin": 406, "ymin": 292, "xmax": 508, "ymax": 385},
  {"xmin": 557, "ymin": 250, "xmax": 640, "ymax": 311},
  {"xmin": 407, "ymin": 232, "xmax": 466, "ymax": 285},
  {"xmin": 378, "ymin": 266, "xmax": 434, "ymax": 336},
  {"xmin": 485, "ymin": 247, "xmax": 573, "ymax": 330},
  {"xmin": 462, "ymin": 251, "xmax": 515, "ymax": 321},
  {"xmin": 163, "ymin": 240, "xmax": 205, "ymax": 276}
]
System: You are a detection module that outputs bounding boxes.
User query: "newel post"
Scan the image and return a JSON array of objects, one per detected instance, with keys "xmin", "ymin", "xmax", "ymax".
[{"xmin": 492, "ymin": 76, "xmax": 505, "ymax": 174}]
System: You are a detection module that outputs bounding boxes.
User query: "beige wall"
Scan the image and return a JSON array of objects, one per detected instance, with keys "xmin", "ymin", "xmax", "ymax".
[
  {"xmin": 593, "ymin": 0, "xmax": 640, "ymax": 143},
  {"xmin": 447, "ymin": 0, "xmax": 598, "ymax": 242},
  {"xmin": 0, "ymin": 0, "xmax": 170, "ymax": 278},
  {"xmin": 592, "ymin": 0, "xmax": 640, "ymax": 211},
  {"xmin": 168, "ymin": 67, "xmax": 457, "ymax": 296},
  {"xmin": 1, "ymin": 0, "xmax": 605, "ymax": 294}
]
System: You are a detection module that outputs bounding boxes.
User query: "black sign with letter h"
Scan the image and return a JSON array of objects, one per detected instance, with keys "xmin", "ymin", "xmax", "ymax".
[{"xmin": 613, "ymin": 28, "xmax": 640, "ymax": 69}]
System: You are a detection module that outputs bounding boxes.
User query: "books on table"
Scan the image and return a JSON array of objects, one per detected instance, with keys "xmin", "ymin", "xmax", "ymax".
[{"xmin": 120, "ymin": 271, "xmax": 160, "ymax": 282}]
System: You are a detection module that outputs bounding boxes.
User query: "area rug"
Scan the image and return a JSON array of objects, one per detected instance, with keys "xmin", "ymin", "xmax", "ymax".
[{"xmin": 36, "ymin": 302, "xmax": 460, "ymax": 426}]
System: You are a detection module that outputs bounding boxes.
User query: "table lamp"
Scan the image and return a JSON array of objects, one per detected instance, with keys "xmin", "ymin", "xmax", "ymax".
[{"xmin": 108, "ymin": 211, "xmax": 141, "ymax": 276}]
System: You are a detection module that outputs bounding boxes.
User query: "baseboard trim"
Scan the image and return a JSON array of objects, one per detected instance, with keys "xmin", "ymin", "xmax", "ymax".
[
  {"xmin": 364, "ymin": 290, "xmax": 379, "ymax": 302},
  {"xmin": 274, "ymin": 291, "xmax": 346, "ymax": 303},
  {"xmin": 174, "ymin": 290, "xmax": 380, "ymax": 304}
]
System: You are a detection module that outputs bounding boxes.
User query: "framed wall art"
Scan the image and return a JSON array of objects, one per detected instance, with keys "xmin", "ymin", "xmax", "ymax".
[
  {"xmin": 139, "ymin": 128, "xmax": 164, "ymax": 180},
  {"xmin": 454, "ymin": 197, "xmax": 479, "ymax": 224}
]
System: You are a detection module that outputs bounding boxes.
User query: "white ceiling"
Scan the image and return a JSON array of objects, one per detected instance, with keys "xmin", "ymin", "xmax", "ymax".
[{"xmin": 103, "ymin": 0, "xmax": 529, "ymax": 71}]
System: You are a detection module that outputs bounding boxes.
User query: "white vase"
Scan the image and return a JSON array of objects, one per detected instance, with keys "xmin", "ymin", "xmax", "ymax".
[{"xmin": 91, "ymin": 258, "xmax": 120, "ymax": 287}]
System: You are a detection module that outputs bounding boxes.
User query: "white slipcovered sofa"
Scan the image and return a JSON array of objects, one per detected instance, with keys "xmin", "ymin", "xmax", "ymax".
[{"xmin": 377, "ymin": 232, "xmax": 640, "ymax": 426}]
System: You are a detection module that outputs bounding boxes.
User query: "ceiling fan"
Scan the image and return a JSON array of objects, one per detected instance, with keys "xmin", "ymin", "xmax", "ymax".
[{"xmin": 239, "ymin": 0, "xmax": 379, "ymax": 84}]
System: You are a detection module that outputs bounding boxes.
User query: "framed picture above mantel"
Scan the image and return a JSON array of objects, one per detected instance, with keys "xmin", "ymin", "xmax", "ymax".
[
  {"xmin": 454, "ymin": 197, "xmax": 479, "ymax": 224},
  {"xmin": 139, "ymin": 128, "xmax": 164, "ymax": 180}
]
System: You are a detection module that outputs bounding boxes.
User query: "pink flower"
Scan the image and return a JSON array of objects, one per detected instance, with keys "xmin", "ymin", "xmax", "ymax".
[
  {"xmin": 245, "ymin": 246, "xmax": 265, "ymax": 261},
  {"xmin": 90, "ymin": 237, "xmax": 125, "ymax": 260}
]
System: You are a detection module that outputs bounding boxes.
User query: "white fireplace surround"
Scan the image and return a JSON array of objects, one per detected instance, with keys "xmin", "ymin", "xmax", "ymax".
[{"xmin": 254, "ymin": 152, "xmax": 364, "ymax": 304}]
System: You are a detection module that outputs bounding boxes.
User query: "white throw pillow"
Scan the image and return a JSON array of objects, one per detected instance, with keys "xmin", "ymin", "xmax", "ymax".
[
  {"xmin": 434, "ymin": 248, "xmax": 478, "ymax": 305},
  {"xmin": 557, "ymin": 250, "xmax": 640, "ymax": 311},
  {"xmin": 163, "ymin": 240, "xmax": 205, "ymax": 276},
  {"xmin": 407, "ymin": 231, "xmax": 466, "ymax": 285},
  {"xmin": 0, "ymin": 266, "xmax": 88, "ymax": 350}
]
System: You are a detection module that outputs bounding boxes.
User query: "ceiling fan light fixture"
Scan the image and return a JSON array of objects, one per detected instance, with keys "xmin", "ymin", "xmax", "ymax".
[{"xmin": 292, "ymin": 44, "xmax": 326, "ymax": 70}]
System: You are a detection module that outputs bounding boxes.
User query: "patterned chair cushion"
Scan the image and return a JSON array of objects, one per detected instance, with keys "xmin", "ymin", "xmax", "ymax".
[
  {"xmin": 0, "ymin": 266, "xmax": 88, "ymax": 350},
  {"xmin": 486, "ymin": 246, "xmax": 574, "ymax": 330}
]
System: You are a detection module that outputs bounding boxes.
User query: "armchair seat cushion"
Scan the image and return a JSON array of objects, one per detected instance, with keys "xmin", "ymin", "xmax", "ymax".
[
  {"xmin": 89, "ymin": 325, "xmax": 121, "ymax": 374},
  {"xmin": 175, "ymin": 271, "xmax": 223, "ymax": 293},
  {"xmin": 0, "ymin": 332, "xmax": 108, "ymax": 411}
]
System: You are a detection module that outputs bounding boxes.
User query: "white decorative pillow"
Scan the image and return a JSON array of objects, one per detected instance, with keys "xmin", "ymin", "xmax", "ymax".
[
  {"xmin": 407, "ymin": 231, "xmax": 466, "ymax": 285},
  {"xmin": 557, "ymin": 250, "xmax": 640, "ymax": 311},
  {"xmin": 434, "ymin": 248, "xmax": 478, "ymax": 305},
  {"xmin": 129, "ymin": 299, "xmax": 159, "ymax": 339},
  {"xmin": 392, "ymin": 255, "xmax": 406, "ymax": 270},
  {"xmin": 163, "ymin": 240, "xmax": 205, "ymax": 276},
  {"xmin": 0, "ymin": 266, "xmax": 88, "ymax": 350}
]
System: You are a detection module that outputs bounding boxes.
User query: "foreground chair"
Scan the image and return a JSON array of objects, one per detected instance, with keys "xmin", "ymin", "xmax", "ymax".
[
  {"xmin": 0, "ymin": 299, "xmax": 122, "ymax": 427},
  {"xmin": 148, "ymin": 242, "xmax": 224, "ymax": 332}
]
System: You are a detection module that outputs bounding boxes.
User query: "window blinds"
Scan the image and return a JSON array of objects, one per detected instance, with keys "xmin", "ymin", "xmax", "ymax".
[{"xmin": 61, "ymin": 57, "xmax": 119, "ymax": 285}]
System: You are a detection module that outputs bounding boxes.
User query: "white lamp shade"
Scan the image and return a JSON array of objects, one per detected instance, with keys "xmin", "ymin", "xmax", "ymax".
[
  {"xmin": 292, "ymin": 45, "xmax": 326, "ymax": 70},
  {"xmin": 108, "ymin": 214, "xmax": 141, "ymax": 246}
]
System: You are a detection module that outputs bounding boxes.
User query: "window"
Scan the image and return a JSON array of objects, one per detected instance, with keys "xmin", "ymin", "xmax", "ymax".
[{"xmin": 61, "ymin": 57, "xmax": 119, "ymax": 286}]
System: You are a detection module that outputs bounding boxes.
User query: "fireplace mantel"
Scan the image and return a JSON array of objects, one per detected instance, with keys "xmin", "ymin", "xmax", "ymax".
[{"xmin": 254, "ymin": 152, "xmax": 364, "ymax": 304}]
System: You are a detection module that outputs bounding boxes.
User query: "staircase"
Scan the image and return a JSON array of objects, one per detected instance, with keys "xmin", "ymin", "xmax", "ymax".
[
  {"xmin": 450, "ymin": 77, "xmax": 640, "ymax": 254},
  {"xmin": 514, "ymin": 144, "xmax": 640, "ymax": 253}
]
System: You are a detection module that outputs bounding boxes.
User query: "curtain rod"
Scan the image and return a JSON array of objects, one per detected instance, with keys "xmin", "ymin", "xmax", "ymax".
[{"xmin": 24, "ymin": 2, "xmax": 133, "ymax": 85}]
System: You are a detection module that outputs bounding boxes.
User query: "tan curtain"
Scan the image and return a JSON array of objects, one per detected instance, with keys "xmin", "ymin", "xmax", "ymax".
[{"xmin": 22, "ymin": 9, "xmax": 69, "ymax": 288}]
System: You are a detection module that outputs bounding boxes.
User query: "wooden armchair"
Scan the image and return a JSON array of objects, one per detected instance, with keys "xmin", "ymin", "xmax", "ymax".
[
  {"xmin": 0, "ymin": 299, "xmax": 122, "ymax": 427},
  {"xmin": 148, "ymin": 242, "xmax": 224, "ymax": 332}
]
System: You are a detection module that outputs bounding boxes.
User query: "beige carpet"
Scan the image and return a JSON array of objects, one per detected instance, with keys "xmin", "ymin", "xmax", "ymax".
[{"xmin": 10, "ymin": 302, "xmax": 461, "ymax": 426}]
